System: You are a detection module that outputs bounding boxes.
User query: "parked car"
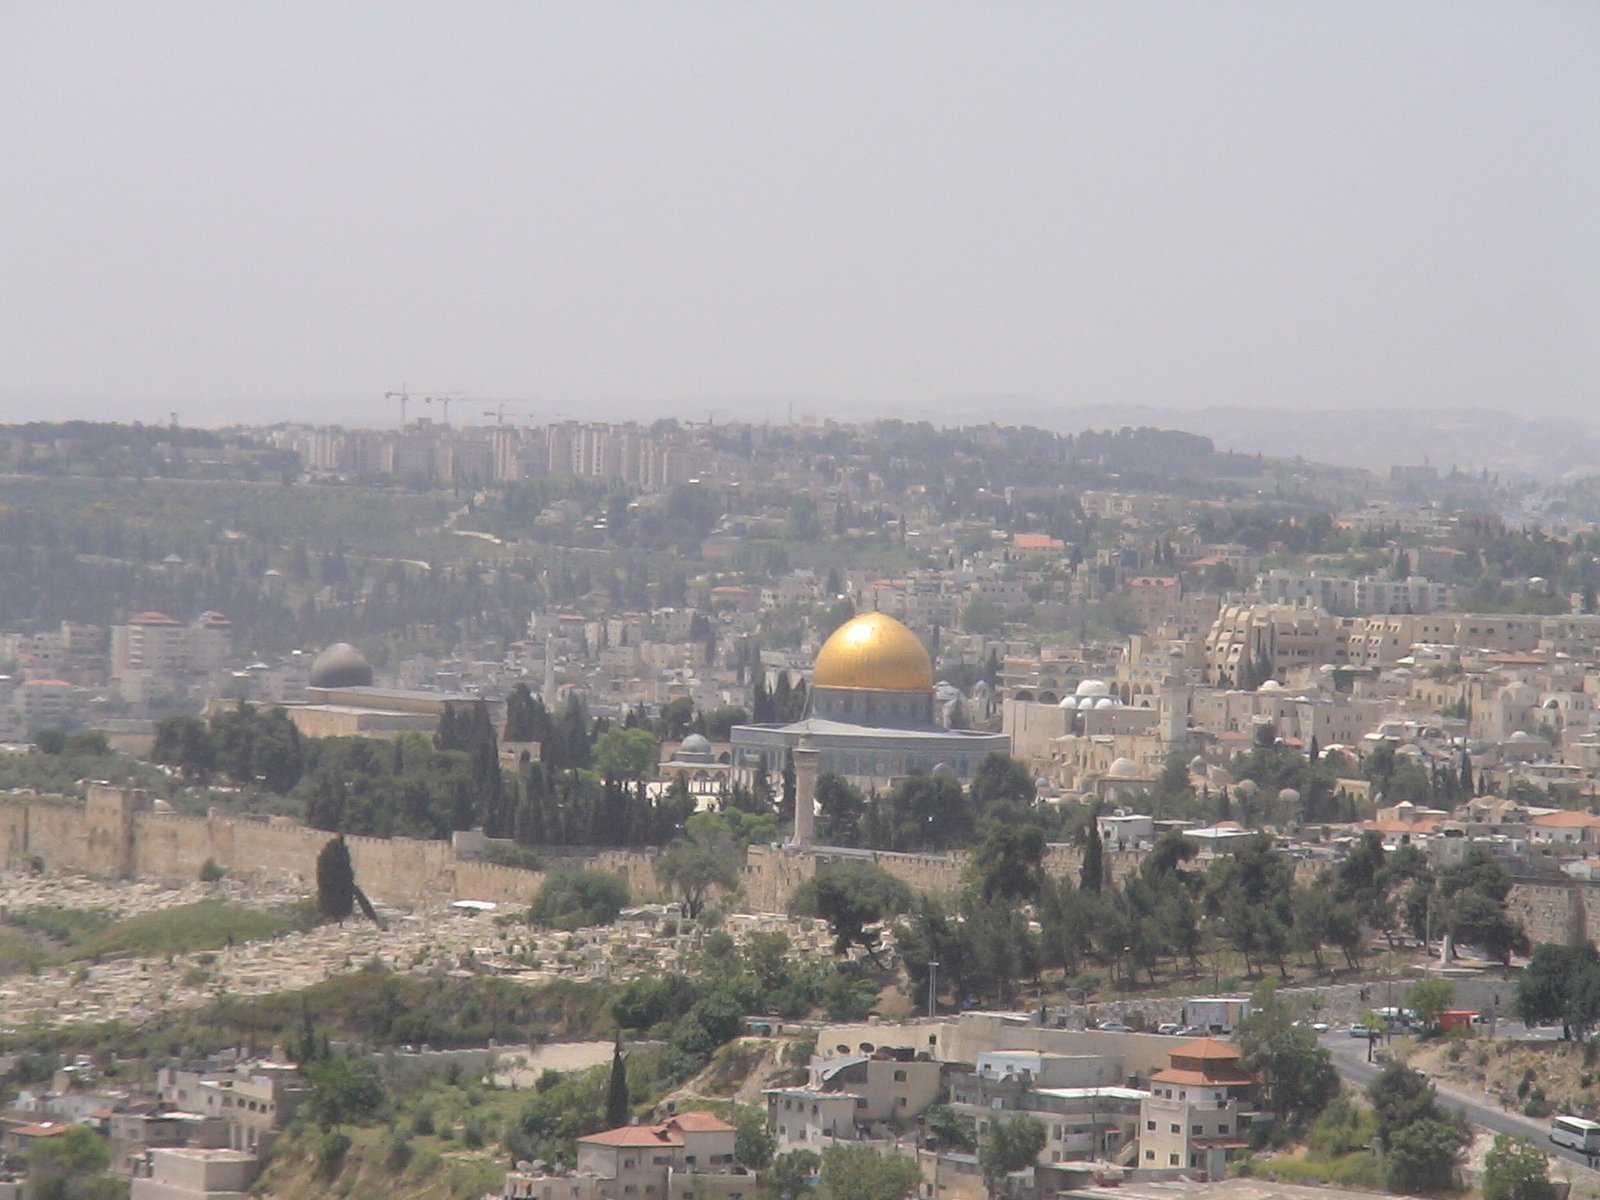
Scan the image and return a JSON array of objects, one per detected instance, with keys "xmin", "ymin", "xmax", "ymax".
[
  {"xmin": 1175, "ymin": 1025, "xmax": 1207, "ymax": 1037},
  {"xmin": 1157, "ymin": 1022, "xmax": 1182, "ymax": 1035},
  {"xmin": 1348, "ymin": 1024, "xmax": 1380, "ymax": 1039},
  {"xmin": 1097, "ymin": 1022, "xmax": 1135, "ymax": 1033}
]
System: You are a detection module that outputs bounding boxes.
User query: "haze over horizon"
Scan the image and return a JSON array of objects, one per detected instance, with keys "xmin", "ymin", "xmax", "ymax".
[{"xmin": 3, "ymin": 2, "xmax": 1596, "ymax": 429}]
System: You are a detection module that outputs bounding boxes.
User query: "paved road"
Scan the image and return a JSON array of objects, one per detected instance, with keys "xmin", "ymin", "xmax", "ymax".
[{"xmin": 1319, "ymin": 1031, "xmax": 1593, "ymax": 1169}]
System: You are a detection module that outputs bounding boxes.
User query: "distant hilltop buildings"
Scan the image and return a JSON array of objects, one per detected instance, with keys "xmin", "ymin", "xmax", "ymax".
[{"xmin": 276, "ymin": 419, "xmax": 693, "ymax": 488}]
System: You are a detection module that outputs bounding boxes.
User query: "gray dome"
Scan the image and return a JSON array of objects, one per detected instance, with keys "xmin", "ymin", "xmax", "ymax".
[
  {"xmin": 676, "ymin": 733, "xmax": 713, "ymax": 761},
  {"xmin": 309, "ymin": 642, "xmax": 373, "ymax": 688}
]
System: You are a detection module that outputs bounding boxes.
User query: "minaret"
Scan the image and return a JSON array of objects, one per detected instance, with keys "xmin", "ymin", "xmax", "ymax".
[
  {"xmin": 792, "ymin": 736, "xmax": 818, "ymax": 845},
  {"xmin": 543, "ymin": 633, "xmax": 557, "ymax": 710}
]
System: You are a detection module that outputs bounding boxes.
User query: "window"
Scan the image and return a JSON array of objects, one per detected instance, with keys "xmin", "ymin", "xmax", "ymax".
[
  {"xmin": 1144, "ymin": 1151, "xmax": 1155, "ymax": 1162},
  {"xmin": 894, "ymin": 1070, "xmax": 907, "ymax": 1082},
  {"xmin": 624, "ymin": 1160, "xmax": 635, "ymax": 1170},
  {"xmin": 1145, "ymin": 1121, "xmax": 1155, "ymax": 1132},
  {"xmin": 1169, "ymin": 1154, "xmax": 1180, "ymax": 1166},
  {"xmin": 856, "ymin": 1099, "xmax": 868, "ymax": 1109},
  {"xmin": 1192, "ymin": 1126, "xmax": 1202, "ymax": 1136},
  {"xmin": 1170, "ymin": 1125, "xmax": 1180, "ymax": 1135},
  {"xmin": 898, "ymin": 1098, "xmax": 908, "ymax": 1107},
  {"xmin": 1217, "ymin": 1124, "xmax": 1229, "ymax": 1135}
]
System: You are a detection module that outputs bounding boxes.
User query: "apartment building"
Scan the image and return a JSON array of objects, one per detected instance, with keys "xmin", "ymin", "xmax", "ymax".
[
  {"xmin": 766, "ymin": 1051, "xmax": 943, "ymax": 1152},
  {"xmin": 1138, "ymin": 1040, "xmax": 1257, "ymax": 1180}
]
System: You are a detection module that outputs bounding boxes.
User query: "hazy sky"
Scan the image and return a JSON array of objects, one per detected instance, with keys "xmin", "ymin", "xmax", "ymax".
[{"xmin": 3, "ymin": 2, "xmax": 1597, "ymax": 428}]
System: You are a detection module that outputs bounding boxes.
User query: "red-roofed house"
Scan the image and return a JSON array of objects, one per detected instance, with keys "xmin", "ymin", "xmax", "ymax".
[
  {"xmin": 1139, "ymin": 1039, "xmax": 1258, "ymax": 1179},
  {"xmin": 1530, "ymin": 810, "xmax": 1600, "ymax": 846},
  {"xmin": 506, "ymin": 1113, "xmax": 747, "ymax": 1200}
]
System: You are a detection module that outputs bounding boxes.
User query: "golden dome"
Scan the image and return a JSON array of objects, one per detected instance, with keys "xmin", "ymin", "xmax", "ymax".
[{"xmin": 813, "ymin": 612, "xmax": 934, "ymax": 692}]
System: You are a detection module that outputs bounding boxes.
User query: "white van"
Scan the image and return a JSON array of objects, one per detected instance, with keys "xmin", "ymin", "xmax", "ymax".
[{"xmin": 1550, "ymin": 1115, "xmax": 1600, "ymax": 1153}]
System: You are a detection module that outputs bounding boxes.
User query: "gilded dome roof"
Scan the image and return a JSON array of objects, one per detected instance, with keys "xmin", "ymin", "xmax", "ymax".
[{"xmin": 813, "ymin": 612, "xmax": 934, "ymax": 693}]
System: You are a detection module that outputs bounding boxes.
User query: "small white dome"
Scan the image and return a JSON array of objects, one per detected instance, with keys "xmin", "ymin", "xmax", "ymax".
[
  {"xmin": 1259, "ymin": 679, "xmax": 1283, "ymax": 692},
  {"xmin": 1058, "ymin": 695, "xmax": 1079, "ymax": 710},
  {"xmin": 1510, "ymin": 730, "xmax": 1534, "ymax": 743},
  {"xmin": 1076, "ymin": 678, "xmax": 1111, "ymax": 698},
  {"xmin": 1094, "ymin": 696, "xmax": 1116, "ymax": 710},
  {"xmin": 1108, "ymin": 756, "xmax": 1139, "ymax": 779}
]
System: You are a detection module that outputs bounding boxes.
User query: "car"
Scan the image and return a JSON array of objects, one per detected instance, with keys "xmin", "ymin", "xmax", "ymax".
[
  {"xmin": 1175, "ymin": 1025, "xmax": 1207, "ymax": 1037},
  {"xmin": 1311, "ymin": 1022, "xmax": 1330, "ymax": 1033},
  {"xmin": 1348, "ymin": 1024, "xmax": 1380, "ymax": 1039},
  {"xmin": 1157, "ymin": 1022, "xmax": 1182, "ymax": 1035},
  {"xmin": 1097, "ymin": 1022, "xmax": 1134, "ymax": 1033}
]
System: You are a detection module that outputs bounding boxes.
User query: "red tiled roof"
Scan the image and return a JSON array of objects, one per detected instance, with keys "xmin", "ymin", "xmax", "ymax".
[
  {"xmin": 666, "ymin": 1112, "xmax": 736, "ymax": 1133},
  {"xmin": 580, "ymin": 1112, "xmax": 734, "ymax": 1146},
  {"xmin": 581, "ymin": 1125, "xmax": 681, "ymax": 1147},
  {"xmin": 1534, "ymin": 811, "xmax": 1600, "ymax": 828},
  {"xmin": 1170, "ymin": 1038, "xmax": 1241, "ymax": 1060}
]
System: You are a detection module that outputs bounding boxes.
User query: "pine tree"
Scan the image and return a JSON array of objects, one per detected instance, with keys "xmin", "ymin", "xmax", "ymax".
[
  {"xmin": 1460, "ymin": 752, "xmax": 1474, "ymax": 798},
  {"xmin": 605, "ymin": 1036, "xmax": 630, "ymax": 1128}
]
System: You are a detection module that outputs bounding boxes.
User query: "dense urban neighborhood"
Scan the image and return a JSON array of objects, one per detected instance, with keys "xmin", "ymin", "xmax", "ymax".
[{"xmin": 6, "ymin": 416, "xmax": 1600, "ymax": 1200}]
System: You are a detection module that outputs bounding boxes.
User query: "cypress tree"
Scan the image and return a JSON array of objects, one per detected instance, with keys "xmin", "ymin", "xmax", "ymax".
[
  {"xmin": 315, "ymin": 835, "xmax": 355, "ymax": 922},
  {"xmin": 605, "ymin": 1035, "xmax": 630, "ymax": 1129},
  {"xmin": 1080, "ymin": 823, "xmax": 1103, "ymax": 894}
]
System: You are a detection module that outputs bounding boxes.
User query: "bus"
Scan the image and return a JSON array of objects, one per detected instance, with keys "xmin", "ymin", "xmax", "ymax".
[{"xmin": 1549, "ymin": 1115, "xmax": 1600, "ymax": 1153}]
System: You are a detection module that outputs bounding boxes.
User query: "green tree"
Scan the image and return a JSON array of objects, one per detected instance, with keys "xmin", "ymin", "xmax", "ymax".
[
  {"xmin": 593, "ymin": 726, "xmax": 660, "ymax": 780},
  {"xmin": 528, "ymin": 870, "xmax": 631, "ymax": 930},
  {"xmin": 925, "ymin": 1104, "xmax": 977, "ymax": 1151},
  {"xmin": 27, "ymin": 1124, "xmax": 110, "ymax": 1197},
  {"xmin": 1367, "ymin": 1061, "xmax": 1443, "ymax": 1144},
  {"xmin": 969, "ymin": 822, "xmax": 1047, "ymax": 904},
  {"xmin": 762, "ymin": 1149, "xmax": 820, "ymax": 1200},
  {"xmin": 790, "ymin": 862, "xmax": 913, "ymax": 963},
  {"xmin": 819, "ymin": 1144, "xmax": 922, "ymax": 1200},
  {"xmin": 1407, "ymin": 978, "xmax": 1456, "ymax": 1032},
  {"xmin": 1482, "ymin": 1135, "xmax": 1557, "ymax": 1200},
  {"xmin": 1236, "ymin": 985, "xmax": 1340, "ymax": 1135},
  {"xmin": 315, "ymin": 835, "xmax": 355, "ymax": 922},
  {"xmin": 655, "ymin": 829, "xmax": 742, "ymax": 920},
  {"xmin": 605, "ymin": 1036, "xmax": 630, "ymax": 1128},
  {"xmin": 1385, "ymin": 1119, "xmax": 1465, "ymax": 1194},
  {"xmin": 733, "ymin": 1105, "xmax": 776, "ymax": 1170},
  {"xmin": 1080, "ymin": 824, "xmax": 1104, "ymax": 894},
  {"xmin": 303, "ymin": 1055, "xmax": 388, "ymax": 1130},
  {"xmin": 980, "ymin": 1115, "xmax": 1047, "ymax": 1193}
]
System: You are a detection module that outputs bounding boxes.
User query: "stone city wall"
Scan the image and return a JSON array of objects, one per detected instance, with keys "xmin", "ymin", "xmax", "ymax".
[{"xmin": 10, "ymin": 789, "xmax": 1598, "ymax": 939}]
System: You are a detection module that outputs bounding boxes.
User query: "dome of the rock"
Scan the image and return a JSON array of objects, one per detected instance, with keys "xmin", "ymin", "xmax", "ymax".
[{"xmin": 812, "ymin": 612, "xmax": 934, "ymax": 693}]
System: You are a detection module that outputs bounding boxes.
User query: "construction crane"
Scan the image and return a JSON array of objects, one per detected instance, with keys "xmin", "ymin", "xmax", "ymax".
[
  {"xmin": 482, "ymin": 402, "xmax": 527, "ymax": 425},
  {"xmin": 422, "ymin": 394, "xmax": 461, "ymax": 427},
  {"xmin": 385, "ymin": 386, "xmax": 413, "ymax": 427}
]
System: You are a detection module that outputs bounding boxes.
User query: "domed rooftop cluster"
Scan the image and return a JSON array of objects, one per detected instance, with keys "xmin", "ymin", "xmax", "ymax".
[
  {"xmin": 309, "ymin": 642, "xmax": 374, "ymax": 689},
  {"xmin": 812, "ymin": 612, "xmax": 934, "ymax": 693},
  {"xmin": 1059, "ymin": 679, "xmax": 1123, "ymax": 711}
]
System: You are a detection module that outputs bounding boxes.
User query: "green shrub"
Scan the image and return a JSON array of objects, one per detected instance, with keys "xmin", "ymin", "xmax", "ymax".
[
  {"xmin": 199, "ymin": 858, "xmax": 226, "ymax": 883},
  {"xmin": 315, "ymin": 1130, "xmax": 351, "ymax": 1180}
]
